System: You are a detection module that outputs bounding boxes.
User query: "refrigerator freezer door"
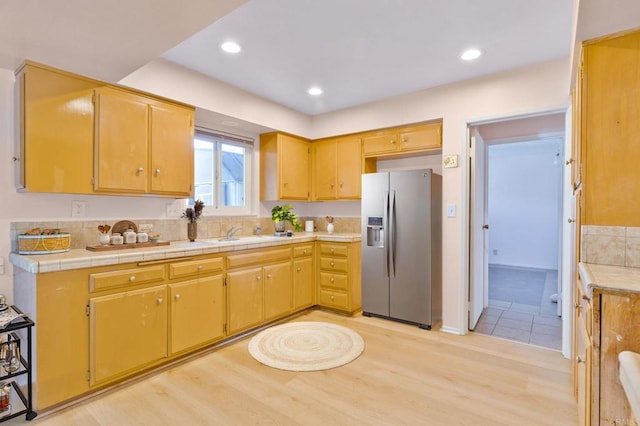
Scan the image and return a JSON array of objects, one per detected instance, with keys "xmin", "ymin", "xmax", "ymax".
[
  {"xmin": 361, "ymin": 172, "xmax": 390, "ymax": 316},
  {"xmin": 389, "ymin": 170, "xmax": 432, "ymax": 325}
]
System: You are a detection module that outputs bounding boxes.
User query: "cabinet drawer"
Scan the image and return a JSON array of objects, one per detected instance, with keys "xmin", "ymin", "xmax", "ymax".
[
  {"xmin": 226, "ymin": 248, "xmax": 290, "ymax": 269},
  {"xmin": 319, "ymin": 289, "xmax": 349, "ymax": 310},
  {"xmin": 89, "ymin": 265, "xmax": 166, "ymax": 293},
  {"xmin": 319, "ymin": 244, "xmax": 348, "ymax": 257},
  {"xmin": 319, "ymin": 272, "xmax": 348, "ymax": 291},
  {"xmin": 293, "ymin": 245, "xmax": 313, "ymax": 258},
  {"xmin": 169, "ymin": 257, "xmax": 223, "ymax": 279},
  {"xmin": 320, "ymin": 257, "xmax": 348, "ymax": 273}
]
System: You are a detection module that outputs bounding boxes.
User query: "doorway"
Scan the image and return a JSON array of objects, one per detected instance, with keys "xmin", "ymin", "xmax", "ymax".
[{"xmin": 468, "ymin": 113, "xmax": 566, "ymax": 351}]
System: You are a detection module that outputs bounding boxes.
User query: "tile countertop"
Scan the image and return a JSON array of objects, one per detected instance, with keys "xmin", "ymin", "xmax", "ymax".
[
  {"xmin": 9, "ymin": 232, "xmax": 361, "ymax": 274},
  {"xmin": 579, "ymin": 262, "xmax": 640, "ymax": 297}
]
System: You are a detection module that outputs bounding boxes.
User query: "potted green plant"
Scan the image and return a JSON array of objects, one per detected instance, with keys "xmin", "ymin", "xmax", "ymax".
[{"xmin": 271, "ymin": 204, "xmax": 302, "ymax": 232}]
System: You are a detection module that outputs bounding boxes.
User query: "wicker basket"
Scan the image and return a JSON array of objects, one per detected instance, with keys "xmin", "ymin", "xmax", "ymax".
[{"xmin": 18, "ymin": 233, "xmax": 71, "ymax": 255}]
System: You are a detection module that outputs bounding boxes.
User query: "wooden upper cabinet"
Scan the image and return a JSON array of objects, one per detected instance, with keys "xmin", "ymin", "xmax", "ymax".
[
  {"xmin": 362, "ymin": 122, "xmax": 442, "ymax": 157},
  {"xmin": 337, "ymin": 136, "xmax": 362, "ymax": 199},
  {"xmin": 16, "ymin": 62, "xmax": 97, "ymax": 194},
  {"xmin": 312, "ymin": 139, "xmax": 338, "ymax": 200},
  {"xmin": 312, "ymin": 136, "xmax": 361, "ymax": 200},
  {"xmin": 582, "ymin": 30, "xmax": 640, "ymax": 226},
  {"xmin": 16, "ymin": 61, "xmax": 194, "ymax": 197},
  {"xmin": 260, "ymin": 132, "xmax": 310, "ymax": 201},
  {"xmin": 149, "ymin": 103, "xmax": 194, "ymax": 197},
  {"xmin": 94, "ymin": 87, "xmax": 149, "ymax": 194},
  {"xmin": 94, "ymin": 87, "xmax": 194, "ymax": 197}
]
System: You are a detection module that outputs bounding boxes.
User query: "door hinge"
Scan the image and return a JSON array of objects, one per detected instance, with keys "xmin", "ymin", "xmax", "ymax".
[
  {"xmin": 86, "ymin": 370, "xmax": 90, "ymax": 381},
  {"xmin": 91, "ymin": 93, "xmax": 95, "ymax": 104},
  {"xmin": 85, "ymin": 304, "xmax": 90, "ymax": 316},
  {"xmin": 223, "ymin": 323, "xmax": 227, "ymax": 334},
  {"xmin": 223, "ymin": 277, "xmax": 227, "ymax": 287}
]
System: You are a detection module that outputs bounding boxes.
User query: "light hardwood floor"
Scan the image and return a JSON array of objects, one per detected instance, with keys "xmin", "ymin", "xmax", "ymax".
[{"xmin": 9, "ymin": 310, "xmax": 577, "ymax": 425}]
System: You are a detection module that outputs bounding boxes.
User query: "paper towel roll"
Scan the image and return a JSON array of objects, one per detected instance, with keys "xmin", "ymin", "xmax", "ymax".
[{"xmin": 305, "ymin": 220, "xmax": 314, "ymax": 232}]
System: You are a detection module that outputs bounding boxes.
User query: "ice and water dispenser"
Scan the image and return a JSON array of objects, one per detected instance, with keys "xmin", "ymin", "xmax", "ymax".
[{"xmin": 366, "ymin": 216, "xmax": 384, "ymax": 247}]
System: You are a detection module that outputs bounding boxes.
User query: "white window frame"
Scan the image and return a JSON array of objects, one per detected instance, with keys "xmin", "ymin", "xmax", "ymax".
[{"xmin": 193, "ymin": 127, "xmax": 253, "ymax": 216}]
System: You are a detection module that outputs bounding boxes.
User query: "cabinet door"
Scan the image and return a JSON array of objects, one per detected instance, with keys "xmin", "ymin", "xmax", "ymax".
[
  {"xmin": 21, "ymin": 64, "xmax": 96, "ymax": 194},
  {"xmin": 312, "ymin": 140, "xmax": 337, "ymax": 200},
  {"xmin": 293, "ymin": 257, "xmax": 314, "ymax": 310},
  {"xmin": 169, "ymin": 276, "xmax": 225, "ymax": 354},
  {"xmin": 362, "ymin": 132, "xmax": 397, "ymax": 155},
  {"xmin": 264, "ymin": 261, "xmax": 292, "ymax": 320},
  {"xmin": 399, "ymin": 123, "xmax": 441, "ymax": 152},
  {"xmin": 576, "ymin": 312, "xmax": 591, "ymax": 426},
  {"xmin": 279, "ymin": 134, "xmax": 310, "ymax": 200},
  {"xmin": 89, "ymin": 284, "xmax": 167, "ymax": 385},
  {"xmin": 94, "ymin": 87, "xmax": 149, "ymax": 193},
  {"xmin": 150, "ymin": 103, "xmax": 194, "ymax": 197},
  {"xmin": 337, "ymin": 137, "xmax": 362, "ymax": 199},
  {"xmin": 227, "ymin": 267, "xmax": 264, "ymax": 334}
]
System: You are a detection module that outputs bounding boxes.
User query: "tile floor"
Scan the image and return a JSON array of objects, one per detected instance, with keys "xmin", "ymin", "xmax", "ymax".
[{"xmin": 473, "ymin": 265, "xmax": 562, "ymax": 350}]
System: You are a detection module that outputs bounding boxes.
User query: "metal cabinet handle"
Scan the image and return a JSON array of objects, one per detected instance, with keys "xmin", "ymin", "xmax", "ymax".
[
  {"xmin": 575, "ymin": 356, "xmax": 584, "ymax": 364},
  {"xmin": 568, "ymin": 218, "xmax": 575, "ymax": 223},
  {"xmin": 129, "ymin": 276, "xmax": 136, "ymax": 282},
  {"xmin": 157, "ymin": 297, "xmax": 164, "ymax": 305},
  {"xmin": 175, "ymin": 294, "xmax": 181, "ymax": 300},
  {"xmin": 566, "ymin": 158, "xmax": 574, "ymax": 165},
  {"xmin": 256, "ymin": 275, "xmax": 261, "ymax": 281},
  {"xmin": 197, "ymin": 265, "xmax": 203, "ymax": 271},
  {"xmin": 296, "ymin": 267, "xmax": 302, "ymax": 272},
  {"xmin": 574, "ymin": 303, "xmax": 580, "ymax": 309},
  {"xmin": 330, "ymin": 277, "xmax": 335, "ymax": 282},
  {"xmin": 330, "ymin": 261, "xmax": 335, "ymax": 267},
  {"xmin": 389, "ymin": 139, "xmax": 395, "ymax": 145},
  {"xmin": 267, "ymin": 273, "xmax": 272, "ymax": 279},
  {"xmin": 582, "ymin": 294, "xmax": 590, "ymax": 301},
  {"xmin": 330, "ymin": 248, "xmax": 335, "ymax": 253},
  {"xmin": 401, "ymin": 137, "xmax": 407, "ymax": 144},
  {"xmin": 155, "ymin": 168, "xmax": 161, "ymax": 175},
  {"xmin": 330, "ymin": 295, "xmax": 335, "ymax": 301},
  {"xmin": 137, "ymin": 167, "xmax": 144, "ymax": 173}
]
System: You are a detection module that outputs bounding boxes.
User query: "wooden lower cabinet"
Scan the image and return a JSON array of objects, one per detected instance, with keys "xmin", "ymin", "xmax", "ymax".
[
  {"xmin": 316, "ymin": 242, "xmax": 362, "ymax": 314},
  {"xmin": 89, "ymin": 284, "xmax": 168, "ymax": 386},
  {"xmin": 227, "ymin": 267, "xmax": 264, "ymax": 334},
  {"xmin": 169, "ymin": 275, "xmax": 225, "ymax": 355},
  {"xmin": 576, "ymin": 272, "xmax": 640, "ymax": 425},
  {"xmin": 263, "ymin": 261, "xmax": 292, "ymax": 320},
  {"xmin": 14, "ymin": 239, "xmax": 358, "ymax": 410},
  {"xmin": 293, "ymin": 244, "xmax": 315, "ymax": 310}
]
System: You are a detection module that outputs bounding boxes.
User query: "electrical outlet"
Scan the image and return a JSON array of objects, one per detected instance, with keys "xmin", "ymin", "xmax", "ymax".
[
  {"xmin": 71, "ymin": 201, "xmax": 86, "ymax": 218},
  {"xmin": 446, "ymin": 204, "xmax": 456, "ymax": 218}
]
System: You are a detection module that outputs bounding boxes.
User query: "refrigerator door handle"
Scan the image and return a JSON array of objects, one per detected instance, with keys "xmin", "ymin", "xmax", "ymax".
[
  {"xmin": 389, "ymin": 189, "xmax": 396, "ymax": 278},
  {"xmin": 383, "ymin": 190, "xmax": 389, "ymax": 278}
]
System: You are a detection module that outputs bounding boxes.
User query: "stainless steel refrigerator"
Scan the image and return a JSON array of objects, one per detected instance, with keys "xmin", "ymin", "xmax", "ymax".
[{"xmin": 361, "ymin": 169, "xmax": 442, "ymax": 329}]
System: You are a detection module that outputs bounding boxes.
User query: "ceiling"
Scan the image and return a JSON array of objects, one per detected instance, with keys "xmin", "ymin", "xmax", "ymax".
[
  {"xmin": 0, "ymin": 1, "xmax": 639, "ymax": 118},
  {"xmin": 162, "ymin": 0, "xmax": 573, "ymax": 115}
]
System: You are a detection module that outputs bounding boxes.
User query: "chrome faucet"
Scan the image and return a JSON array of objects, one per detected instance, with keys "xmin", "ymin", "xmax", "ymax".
[{"xmin": 226, "ymin": 226, "xmax": 243, "ymax": 240}]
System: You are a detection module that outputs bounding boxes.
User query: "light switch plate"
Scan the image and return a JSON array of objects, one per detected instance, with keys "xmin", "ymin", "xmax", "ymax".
[
  {"xmin": 447, "ymin": 204, "xmax": 456, "ymax": 218},
  {"xmin": 443, "ymin": 155, "xmax": 458, "ymax": 168},
  {"xmin": 71, "ymin": 201, "xmax": 86, "ymax": 217}
]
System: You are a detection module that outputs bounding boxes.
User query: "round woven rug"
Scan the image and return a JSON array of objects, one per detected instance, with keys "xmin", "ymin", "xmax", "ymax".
[{"xmin": 248, "ymin": 321, "xmax": 365, "ymax": 371}]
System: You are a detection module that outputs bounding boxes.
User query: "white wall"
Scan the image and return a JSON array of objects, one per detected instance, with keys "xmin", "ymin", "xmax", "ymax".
[
  {"xmin": 0, "ymin": 57, "xmax": 570, "ymax": 333},
  {"xmin": 487, "ymin": 139, "xmax": 563, "ymax": 270}
]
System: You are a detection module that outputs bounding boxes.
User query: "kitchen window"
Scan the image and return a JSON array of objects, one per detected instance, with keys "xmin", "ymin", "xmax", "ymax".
[{"xmin": 192, "ymin": 128, "xmax": 253, "ymax": 214}]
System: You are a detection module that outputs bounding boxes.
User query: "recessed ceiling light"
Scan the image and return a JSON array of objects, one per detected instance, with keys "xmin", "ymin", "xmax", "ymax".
[
  {"xmin": 307, "ymin": 87, "xmax": 323, "ymax": 96},
  {"xmin": 220, "ymin": 41, "xmax": 242, "ymax": 54},
  {"xmin": 461, "ymin": 48, "xmax": 482, "ymax": 61}
]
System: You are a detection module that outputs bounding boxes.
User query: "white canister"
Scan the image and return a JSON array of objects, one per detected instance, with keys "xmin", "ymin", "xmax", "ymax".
[
  {"xmin": 136, "ymin": 232, "xmax": 148, "ymax": 243},
  {"xmin": 305, "ymin": 220, "xmax": 314, "ymax": 232},
  {"xmin": 123, "ymin": 228, "xmax": 137, "ymax": 244},
  {"xmin": 111, "ymin": 233, "xmax": 124, "ymax": 245}
]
